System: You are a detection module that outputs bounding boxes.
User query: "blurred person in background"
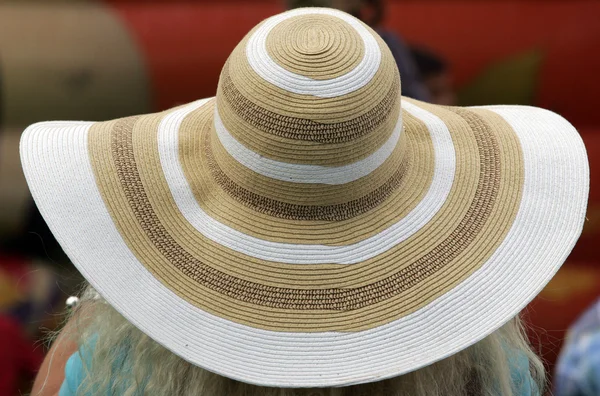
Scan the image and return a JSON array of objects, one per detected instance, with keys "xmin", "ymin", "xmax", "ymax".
[
  {"xmin": 555, "ymin": 298, "xmax": 600, "ymax": 396},
  {"xmin": 287, "ymin": 0, "xmax": 431, "ymax": 101},
  {"xmin": 0, "ymin": 258, "xmax": 46, "ymax": 395},
  {"xmin": 410, "ymin": 46, "xmax": 457, "ymax": 106},
  {"xmin": 0, "ymin": 204, "xmax": 74, "ymax": 394}
]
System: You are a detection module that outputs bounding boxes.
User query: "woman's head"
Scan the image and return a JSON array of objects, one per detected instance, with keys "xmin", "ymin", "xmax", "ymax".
[{"xmin": 64, "ymin": 285, "xmax": 544, "ymax": 396}]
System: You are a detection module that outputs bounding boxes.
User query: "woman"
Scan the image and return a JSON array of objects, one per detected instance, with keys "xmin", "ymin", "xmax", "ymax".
[{"xmin": 25, "ymin": 7, "xmax": 588, "ymax": 396}]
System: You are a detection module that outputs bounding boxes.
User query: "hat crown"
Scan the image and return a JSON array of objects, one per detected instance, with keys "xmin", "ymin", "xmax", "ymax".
[{"xmin": 214, "ymin": 8, "xmax": 402, "ymax": 170}]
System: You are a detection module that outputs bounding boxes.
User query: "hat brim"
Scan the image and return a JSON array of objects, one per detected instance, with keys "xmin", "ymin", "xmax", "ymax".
[{"xmin": 20, "ymin": 98, "xmax": 588, "ymax": 387}]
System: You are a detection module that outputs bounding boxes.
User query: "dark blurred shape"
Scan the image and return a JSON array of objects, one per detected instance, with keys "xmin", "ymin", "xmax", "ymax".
[
  {"xmin": 286, "ymin": 0, "xmax": 331, "ymax": 8},
  {"xmin": 0, "ymin": 255, "xmax": 64, "ymax": 331},
  {"xmin": 457, "ymin": 49, "xmax": 542, "ymax": 108},
  {"xmin": 410, "ymin": 46, "xmax": 456, "ymax": 106},
  {"xmin": 376, "ymin": 30, "xmax": 429, "ymax": 102},
  {"xmin": 0, "ymin": 202, "xmax": 68, "ymax": 263},
  {"xmin": 0, "ymin": 256, "xmax": 60, "ymax": 395},
  {"xmin": 0, "ymin": 123, "xmax": 66, "ymax": 261},
  {"xmin": 0, "ymin": 315, "xmax": 44, "ymax": 396},
  {"xmin": 0, "ymin": 127, "xmax": 30, "ymax": 239},
  {"xmin": 285, "ymin": 0, "xmax": 430, "ymax": 101},
  {"xmin": 357, "ymin": 0, "xmax": 383, "ymax": 27}
]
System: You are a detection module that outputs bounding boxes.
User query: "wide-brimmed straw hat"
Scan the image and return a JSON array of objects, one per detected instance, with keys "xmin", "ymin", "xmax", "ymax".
[{"xmin": 20, "ymin": 8, "xmax": 588, "ymax": 388}]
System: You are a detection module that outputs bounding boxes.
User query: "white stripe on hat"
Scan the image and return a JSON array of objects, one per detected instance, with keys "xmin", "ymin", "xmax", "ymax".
[{"xmin": 213, "ymin": 104, "xmax": 403, "ymax": 185}]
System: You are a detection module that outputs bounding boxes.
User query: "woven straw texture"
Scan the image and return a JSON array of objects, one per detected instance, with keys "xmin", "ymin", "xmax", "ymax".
[{"xmin": 20, "ymin": 8, "xmax": 588, "ymax": 388}]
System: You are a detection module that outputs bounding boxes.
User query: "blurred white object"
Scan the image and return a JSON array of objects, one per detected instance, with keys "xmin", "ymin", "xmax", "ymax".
[{"xmin": 65, "ymin": 296, "xmax": 79, "ymax": 308}]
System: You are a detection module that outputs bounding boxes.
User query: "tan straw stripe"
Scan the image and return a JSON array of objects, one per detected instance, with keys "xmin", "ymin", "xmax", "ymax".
[
  {"xmin": 266, "ymin": 14, "xmax": 365, "ymax": 80},
  {"xmin": 204, "ymin": 129, "xmax": 409, "ymax": 221},
  {"xmin": 208, "ymin": 114, "xmax": 408, "ymax": 206},
  {"xmin": 216, "ymin": 87, "xmax": 400, "ymax": 166},
  {"xmin": 219, "ymin": 62, "xmax": 398, "ymax": 144}
]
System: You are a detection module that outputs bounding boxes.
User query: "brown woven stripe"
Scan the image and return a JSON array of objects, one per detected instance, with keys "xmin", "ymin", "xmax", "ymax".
[
  {"xmin": 219, "ymin": 62, "xmax": 400, "ymax": 144},
  {"xmin": 204, "ymin": 132, "xmax": 409, "ymax": 221},
  {"xmin": 111, "ymin": 109, "xmax": 499, "ymax": 310}
]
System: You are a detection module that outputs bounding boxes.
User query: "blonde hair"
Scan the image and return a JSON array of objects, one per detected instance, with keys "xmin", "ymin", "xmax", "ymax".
[{"xmin": 62, "ymin": 286, "xmax": 545, "ymax": 396}]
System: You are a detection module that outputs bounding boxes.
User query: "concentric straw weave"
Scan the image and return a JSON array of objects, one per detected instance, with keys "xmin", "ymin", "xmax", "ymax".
[{"xmin": 20, "ymin": 7, "xmax": 589, "ymax": 387}]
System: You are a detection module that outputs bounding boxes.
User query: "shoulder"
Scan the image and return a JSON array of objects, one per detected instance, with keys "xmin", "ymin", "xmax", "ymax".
[{"xmin": 555, "ymin": 331, "xmax": 600, "ymax": 396}]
